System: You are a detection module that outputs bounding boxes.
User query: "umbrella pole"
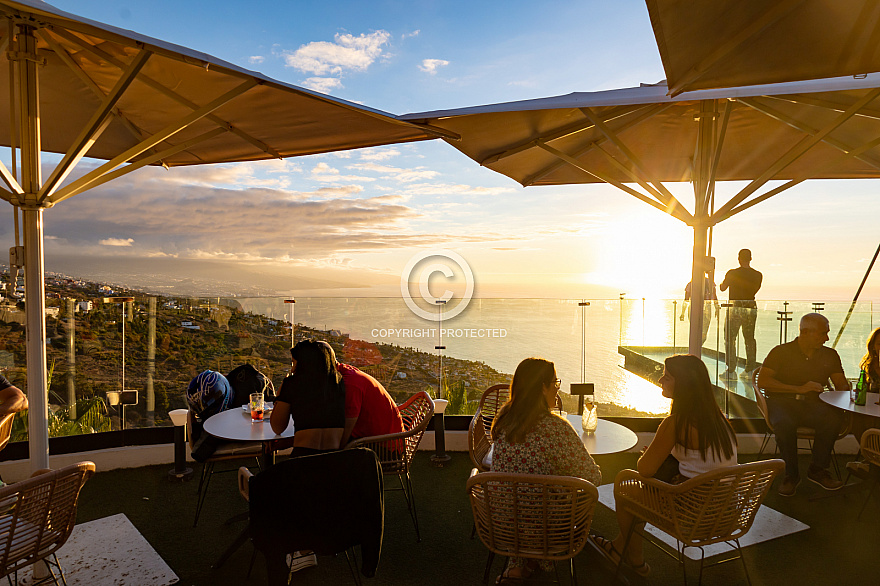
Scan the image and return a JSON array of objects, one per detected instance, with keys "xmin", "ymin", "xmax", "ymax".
[
  {"xmin": 15, "ymin": 24, "xmax": 50, "ymax": 472},
  {"xmin": 23, "ymin": 209, "xmax": 49, "ymax": 471}
]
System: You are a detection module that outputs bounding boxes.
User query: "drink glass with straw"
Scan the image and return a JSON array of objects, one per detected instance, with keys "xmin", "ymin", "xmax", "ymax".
[{"xmin": 250, "ymin": 392, "xmax": 265, "ymax": 422}]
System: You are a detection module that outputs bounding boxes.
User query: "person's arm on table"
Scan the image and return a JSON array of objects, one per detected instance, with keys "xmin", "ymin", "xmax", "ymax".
[
  {"xmin": 830, "ymin": 372, "xmax": 851, "ymax": 392},
  {"xmin": 0, "ymin": 385, "xmax": 27, "ymax": 416},
  {"xmin": 636, "ymin": 416, "xmax": 676, "ymax": 478}
]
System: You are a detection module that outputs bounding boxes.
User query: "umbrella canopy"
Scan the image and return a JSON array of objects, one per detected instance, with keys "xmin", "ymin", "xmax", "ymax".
[
  {"xmin": 0, "ymin": 0, "xmax": 443, "ymax": 472},
  {"xmin": 402, "ymin": 74, "xmax": 880, "ymax": 357},
  {"xmin": 646, "ymin": 0, "xmax": 880, "ymax": 97}
]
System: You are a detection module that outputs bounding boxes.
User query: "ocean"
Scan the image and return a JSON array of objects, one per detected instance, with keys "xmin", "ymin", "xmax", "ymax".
[{"xmin": 229, "ymin": 296, "xmax": 879, "ymax": 416}]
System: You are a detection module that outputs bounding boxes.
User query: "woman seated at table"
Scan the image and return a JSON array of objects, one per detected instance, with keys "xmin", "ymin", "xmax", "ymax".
[
  {"xmin": 270, "ymin": 340, "xmax": 345, "ymax": 457},
  {"xmin": 590, "ymin": 354, "xmax": 737, "ymax": 578},
  {"xmin": 849, "ymin": 328, "xmax": 880, "ymax": 476},
  {"xmin": 490, "ymin": 357, "xmax": 601, "ymax": 584}
]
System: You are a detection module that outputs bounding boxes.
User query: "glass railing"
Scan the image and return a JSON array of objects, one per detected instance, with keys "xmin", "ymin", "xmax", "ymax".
[{"xmin": 4, "ymin": 287, "xmax": 876, "ymax": 439}]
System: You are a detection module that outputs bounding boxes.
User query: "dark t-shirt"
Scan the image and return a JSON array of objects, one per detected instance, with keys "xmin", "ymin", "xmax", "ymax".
[
  {"xmin": 762, "ymin": 339, "xmax": 844, "ymax": 389},
  {"xmin": 721, "ymin": 266, "xmax": 762, "ymax": 301},
  {"xmin": 277, "ymin": 374, "xmax": 345, "ymax": 430},
  {"xmin": 0, "ymin": 375, "xmax": 11, "ymax": 392}
]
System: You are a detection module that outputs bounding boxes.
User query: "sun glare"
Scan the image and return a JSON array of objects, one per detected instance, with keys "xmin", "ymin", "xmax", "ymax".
[{"xmin": 584, "ymin": 214, "xmax": 693, "ymax": 299}]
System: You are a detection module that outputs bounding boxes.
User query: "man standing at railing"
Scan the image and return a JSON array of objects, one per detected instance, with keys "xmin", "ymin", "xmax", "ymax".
[
  {"xmin": 720, "ymin": 249, "xmax": 762, "ymax": 378},
  {"xmin": 680, "ymin": 278, "xmax": 720, "ymax": 346}
]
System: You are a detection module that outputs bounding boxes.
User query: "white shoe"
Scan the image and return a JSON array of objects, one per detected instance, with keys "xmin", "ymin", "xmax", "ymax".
[{"xmin": 286, "ymin": 551, "xmax": 317, "ymax": 573}]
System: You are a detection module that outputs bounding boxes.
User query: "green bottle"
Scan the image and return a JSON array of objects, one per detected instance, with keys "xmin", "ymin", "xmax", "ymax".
[{"xmin": 855, "ymin": 369, "xmax": 868, "ymax": 406}]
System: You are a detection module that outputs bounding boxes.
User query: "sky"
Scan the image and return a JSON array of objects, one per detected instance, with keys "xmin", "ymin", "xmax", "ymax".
[{"xmin": 5, "ymin": 0, "xmax": 880, "ymax": 304}]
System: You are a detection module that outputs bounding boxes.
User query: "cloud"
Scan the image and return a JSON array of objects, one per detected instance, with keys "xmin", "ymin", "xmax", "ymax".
[
  {"xmin": 100, "ymin": 238, "xmax": 134, "ymax": 247},
  {"xmin": 301, "ymin": 77, "xmax": 344, "ymax": 93},
  {"xmin": 283, "ymin": 31, "xmax": 391, "ymax": 76},
  {"xmin": 248, "ymin": 56, "xmax": 264, "ymax": 64},
  {"xmin": 402, "ymin": 30, "xmax": 420, "ymax": 39},
  {"xmin": 419, "ymin": 59, "xmax": 449, "ymax": 75},
  {"xmin": 348, "ymin": 162, "xmax": 439, "ymax": 183},
  {"xmin": 359, "ymin": 148, "xmax": 401, "ymax": 162},
  {"xmin": 310, "ymin": 162, "xmax": 376, "ymax": 183}
]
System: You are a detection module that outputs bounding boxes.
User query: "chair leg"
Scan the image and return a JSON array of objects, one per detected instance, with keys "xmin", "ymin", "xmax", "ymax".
[
  {"xmin": 193, "ymin": 461, "xmax": 215, "ymax": 527},
  {"xmin": 482, "ymin": 552, "xmax": 496, "ymax": 585},
  {"xmin": 569, "ymin": 557, "xmax": 578, "ymax": 586},
  {"xmin": 734, "ymin": 539, "xmax": 751, "ymax": 586},
  {"xmin": 344, "ymin": 547, "xmax": 363, "ymax": 586},
  {"xmin": 399, "ymin": 471, "xmax": 420, "ymax": 542}
]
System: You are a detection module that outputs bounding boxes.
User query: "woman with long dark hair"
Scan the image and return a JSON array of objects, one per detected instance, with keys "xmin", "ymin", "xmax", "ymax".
[
  {"xmin": 490, "ymin": 357, "xmax": 601, "ymax": 583},
  {"xmin": 590, "ymin": 354, "xmax": 737, "ymax": 577},
  {"xmin": 270, "ymin": 339, "xmax": 345, "ymax": 456},
  {"xmin": 848, "ymin": 328, "xmax": 880, "ymax": 477}
]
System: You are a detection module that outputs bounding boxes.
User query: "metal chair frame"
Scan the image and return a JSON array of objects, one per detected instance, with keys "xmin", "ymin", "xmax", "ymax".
[{"xmin": 345, "ymin": 391, "xmax": 434, "ymax": 541}]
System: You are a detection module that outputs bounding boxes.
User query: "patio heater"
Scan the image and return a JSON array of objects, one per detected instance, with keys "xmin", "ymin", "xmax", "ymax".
[
  {"xmin": 431, "ymin": 299, "xmax": 451, "ymax": 467},
  {"xmin": 103, "ymin": 297, "xmax": 137, "ymax": 430},
  {"xmin": 284, "ymin": 299, "xmax": 296, "ymax": 346},
  {"xmin": 168, "ymin": 409, "xmax": 193, "ymax": 481}
]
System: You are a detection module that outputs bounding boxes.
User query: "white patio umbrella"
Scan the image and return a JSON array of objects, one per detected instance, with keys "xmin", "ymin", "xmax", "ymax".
[
  {"xmin": 646, "ymin": 0, "xmax": 880, "ymax": 96},
  {"xmin": 0, "ymin": 0, "xmax": 446, "ymax": 472},
  {"xmin": 402, "ymin": 74, "xmax": 880, "ymax": 359}
]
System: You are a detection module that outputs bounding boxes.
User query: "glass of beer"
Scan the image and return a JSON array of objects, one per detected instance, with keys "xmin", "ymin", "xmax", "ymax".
[{"xmin": 249, "ymin": 392, "xmax": 264, "ymax": 422}]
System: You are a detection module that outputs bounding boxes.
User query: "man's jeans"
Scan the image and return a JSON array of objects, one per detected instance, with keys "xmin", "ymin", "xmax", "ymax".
[
  {"xmin": 725, "ymin": 305, "xmax": 757, "ymax": 371},
  {"xmin": 766, "ymin": 395, "xmax": 845, "ymax": 478}
]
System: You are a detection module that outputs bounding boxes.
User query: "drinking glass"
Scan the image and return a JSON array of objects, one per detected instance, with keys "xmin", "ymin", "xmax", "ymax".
[
  {"xmin": 582, "ymin": 400, "xmax": 598, "ymax": 434},
  {"xmin": 249, "ymin": 392, "xmax": 265, "ymax": 422}
]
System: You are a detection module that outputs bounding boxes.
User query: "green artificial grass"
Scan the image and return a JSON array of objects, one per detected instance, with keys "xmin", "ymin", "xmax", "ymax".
[{"xmin": 74, "ymin": 451, "xmax": 880, "ymax": 585}]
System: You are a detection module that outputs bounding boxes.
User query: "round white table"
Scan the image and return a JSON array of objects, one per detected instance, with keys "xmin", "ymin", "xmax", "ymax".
[
  {"xmin": 820, "ymin": 391, "xmax": 880, "ymax": 418},
  {"xmin": 565, "ymin": 414, "xmax": 639, "ymax": 455},
  {"xmin": 204, "ymin": 406, "xmax": 295, "ymax": 466}
]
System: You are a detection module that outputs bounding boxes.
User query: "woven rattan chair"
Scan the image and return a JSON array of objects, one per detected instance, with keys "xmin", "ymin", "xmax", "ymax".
[
  {"xmin": 614, "ymin": 459, "xmax": 784, "ymax": 585},
  {"xmin": 467, "ymin": 469, "xmax": 599, "ymax": 586},
  {"xmin": 468, "ymin": 384, "xmax": 510, "ymax": 472},
  {"xmin": 855, "ymin": 428, "xmax": 880, "ymax": 518},
  {"xmin": 752, "ymin": 368, "xmax": 848, "ymax": 477},
  {"xmin": 345, "ymin": 391, "xmax": 434, "ymax": 541},
  {"xmin": 0, "ymin": 461, "xmax": 96, "ymax": 586},
  {"xmin": 189, "ymin": 409, "xmax": 262, "ymax": 527}
]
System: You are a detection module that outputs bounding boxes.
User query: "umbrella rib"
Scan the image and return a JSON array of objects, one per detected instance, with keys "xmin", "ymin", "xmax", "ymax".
[
  {"xmin": 38, "ymin": 31, "xmax": 159, "ymax": 159},
  {"xmin": 48, "ymin": 28, "xmax": 285, "ymax": 161},
  {"xmin": 716, "ymin": 87, "xmax": 880, "ymax": 219},
  {"xmin": 53, "ymin": 127, "xmax": 230, "ymax": 203},
  {"xmin": 763, "ymin": 93, "xmax": 880, "ymax": 122},
  {"xmin": 537, "ymin": 142, "xmax": 692, "ymax": 223},
  {"xmin": 736, "ymin": 96, "xmax": 880, "ymax": 171},
  {"xmin": 0, "ymin": 186, "xmax": 16, "ymax": 205},
  {"xmin": 590, "ymin": 140, "xmax": 673, "ymax": 204},
  {"xmin": 719, "ymin": 133, "xmax": 880, "ymax": 222},
  {"xmin": 479, "ymin": 104, "xmax": 643, "ymax": 166},
  {"xmin": 579, "ymin": 106, "xmax": 680, "ymax": 206},
  {"xmin": 49, "ymin": 79, "xmax": 258, "ymax": 203},
  {"xmin": 522, "ymin": 103, "xmax": 672, "ymax": 186},
  {"xmin": 665, "ymin": 0, "xmax": 805, "ymax": 97},
  {"xmin": 38, "ymin": 48, "xmax": 152, "ymax": 202},
  {"xmin": 0, "ymin": 160, "xmax": 23, "ymax": 199}
]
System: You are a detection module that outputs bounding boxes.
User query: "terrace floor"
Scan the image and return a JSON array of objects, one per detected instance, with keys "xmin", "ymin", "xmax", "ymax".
[{"xmin": 73, "ymin": 449, "xmax": 880, "ymax": 585}]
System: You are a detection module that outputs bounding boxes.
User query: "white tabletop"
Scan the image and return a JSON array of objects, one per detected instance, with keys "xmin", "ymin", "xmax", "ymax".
[
  {"xmin": 203, "ymin": 406, "xmax": 295, "ymax": 443},
  {"xmin": 819, "ymin": 391, "xmax": 880, "ymax": 418},
  {"xmin": 565, "ymin": 414, "xmax": 638, "ymax": 455}
]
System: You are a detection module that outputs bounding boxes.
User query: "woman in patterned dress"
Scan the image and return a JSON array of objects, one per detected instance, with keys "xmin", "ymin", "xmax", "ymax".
[{"xmin": 490, "ymin": 357, "xmax": 601, "ymax": 584}]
